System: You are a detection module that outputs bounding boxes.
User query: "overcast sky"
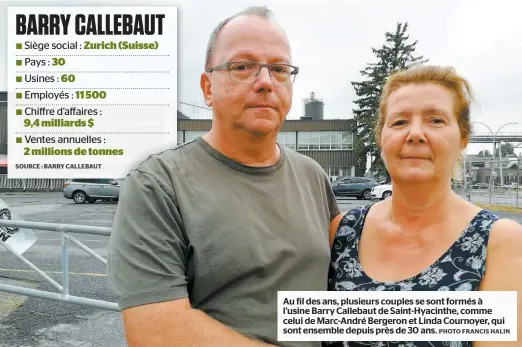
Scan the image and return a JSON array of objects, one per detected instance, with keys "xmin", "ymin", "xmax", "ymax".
[{"xmin": 1, "ymin": 0, "xmax": 521, "ymax": 154}]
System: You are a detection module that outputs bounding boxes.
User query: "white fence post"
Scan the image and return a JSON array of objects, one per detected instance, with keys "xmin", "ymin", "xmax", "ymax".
[{"xmin": 0, "ymin": 219, "xmax": 119, "ymax": 312}]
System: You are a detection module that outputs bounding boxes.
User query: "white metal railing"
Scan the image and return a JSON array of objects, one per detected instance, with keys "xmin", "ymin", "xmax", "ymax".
[
  {"xmin": 0, "ymin": 174, "xmax": 66, "ymax": 190},
  {"xmin": 178, "ymin": 102, "xmax": 213, "ymax": 119},
  {"xmin": 471, "ymin": 132, "xmax": 522, "ymax": 137},
  {"xmin": 0, "ymin": 219, "xmax": 119, "ymax": 312}
]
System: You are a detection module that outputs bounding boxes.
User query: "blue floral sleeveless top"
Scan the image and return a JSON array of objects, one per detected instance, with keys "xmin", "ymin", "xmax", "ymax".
[{"xmin": 323, "ymin": 204, "xmax": 499, "ymax": 347}]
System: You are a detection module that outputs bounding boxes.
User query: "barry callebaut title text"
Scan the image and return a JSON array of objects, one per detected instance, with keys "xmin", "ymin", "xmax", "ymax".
[
  {"xmin": 16, "ymin": 14, "xmax": 166, "ymax": 35},
  {"xmin": 8, "ymin": 7, "xmax": 178, "ymax": 179}
]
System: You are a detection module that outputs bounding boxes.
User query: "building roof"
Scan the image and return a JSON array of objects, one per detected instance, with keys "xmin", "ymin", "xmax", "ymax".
[{"xmin": 177, "ymin": 110, "xmax": 189, "ymax": 119}]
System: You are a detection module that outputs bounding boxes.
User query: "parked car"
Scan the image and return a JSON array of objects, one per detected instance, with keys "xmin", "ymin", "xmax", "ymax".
[
  {"xmin": 370, "ymin": 184, "xmax": 392, "ymax": 200},
  {"xmin": 471, "ymin": 183, "xmax": 489, "ymax": 190},
  {"xmin": 332, "ymin": 176, "xmax": 379, "ymax": 200},
  {"xmin": 63, "ymin": 178, "xmax": 121, "ymax": 204},
  {"xmin": 508, "ymin": 182, "xmax": 519, "ymax": 189}
]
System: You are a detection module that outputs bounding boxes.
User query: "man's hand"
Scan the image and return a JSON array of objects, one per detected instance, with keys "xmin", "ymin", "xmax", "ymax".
[{"xmin": 121, "ymin": 298, "xmax": 279, "ymax": 347}]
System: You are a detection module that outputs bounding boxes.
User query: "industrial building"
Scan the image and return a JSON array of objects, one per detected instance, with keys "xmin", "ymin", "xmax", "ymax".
[
  {"xmin": 178, "ymin": 93, "xmax": 361, "ymax": 180},
  {"xmin": 0, "ymin": 91, "xmax": 362, "ymax": 180},
  {"xmin": 465, "ymin": 154, "xmax": 521, "ymax": 186}
]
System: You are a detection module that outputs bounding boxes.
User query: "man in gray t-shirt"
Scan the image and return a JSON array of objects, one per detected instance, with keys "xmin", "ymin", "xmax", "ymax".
[{"xmin": 107, "ymin": 6, "xmax": 340, "ymax": 347}]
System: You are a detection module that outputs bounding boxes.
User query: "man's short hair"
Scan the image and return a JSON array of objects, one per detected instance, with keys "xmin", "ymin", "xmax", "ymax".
[{"xmin": 204, "ymin": 6, "xmax": 274, "ymax": 71}]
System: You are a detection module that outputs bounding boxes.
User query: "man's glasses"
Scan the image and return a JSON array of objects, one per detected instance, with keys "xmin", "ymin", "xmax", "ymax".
[{"xmin": 207, "ymin": 61, "xmax": 299, "ymax": 86}]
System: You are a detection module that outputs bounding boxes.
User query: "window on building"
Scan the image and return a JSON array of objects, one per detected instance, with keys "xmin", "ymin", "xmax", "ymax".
[
  {"xmin": 309, "ymin": 132, "xmax": 320, "ymax": 150},
  {"xmin": 329, "ymin": 167, "xmax": 352, "ymax": 179},
  {"xmin": 297, "ymin": 131, "xmax": 353, "ymax": 150},
  {"xmin": 277, "ymin": 132, "xmax": 297, "ymax": 149},
  {"xmin": 331, "ymin": 132, "xmax": 342, "ymax": 150},
  {"xmin": 319, "ymin": 132, "xmax": 331, "ymax": 150},
  {"xmin": 341, "ymin": 132, "xmax": 353, "ymax": 150},
  {"xmin": 177, "ymin": 131, "xmax": 184, "ymax": 144}
]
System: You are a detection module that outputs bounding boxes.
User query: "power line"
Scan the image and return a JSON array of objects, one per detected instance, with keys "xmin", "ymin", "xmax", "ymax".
[{"xmin": 178, "ymin": 102, "xmax": 211, "ymax": 110}]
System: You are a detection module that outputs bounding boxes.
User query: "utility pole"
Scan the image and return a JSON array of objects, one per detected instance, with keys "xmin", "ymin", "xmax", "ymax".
[
  {"xmin": 499, "ymin": 141, "xmax": 503, "ymax": 187},
  {"xmin": 463, "ymin": 153, "xmax": 471, "ymax": 201},
  {"xmin": 515, "ymin": 157, "xmax": 522, "ymax": 207},
  {"xmin": 491, "ymin": 139, "xmax": 496, "ymax": 203}
]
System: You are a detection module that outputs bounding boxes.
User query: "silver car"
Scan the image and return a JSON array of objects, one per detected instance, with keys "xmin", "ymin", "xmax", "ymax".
[{"xmin": 63, "ymin": 178, "xmax": 121, "ymax": 204}]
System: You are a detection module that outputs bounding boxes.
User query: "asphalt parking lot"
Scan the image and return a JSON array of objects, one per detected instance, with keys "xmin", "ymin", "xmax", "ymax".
[
  {"xmin": 0, "ymin": 192, "xmax": 368, "ymax": 347},
  {"xmin": 0, "ymin": 192, "xmax": 520, "ymax": 347},
  {"xmin": 0, "ymin": 192, "xmax": 122, "ymax": 347}
]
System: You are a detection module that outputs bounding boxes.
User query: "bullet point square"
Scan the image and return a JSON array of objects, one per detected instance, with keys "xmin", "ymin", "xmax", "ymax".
[
  {"xmin": 16, "ymin": 109, "xmax": 22, "ymax": 115},
  {"xmin": 16, "ymin": 60, "xmax": 22, "ymax": 66},
  {"xmin": 16, "ymin": 76, "xmax": 22, "ymax": 82},
  {"xmin": 16, "ymin": 93, "xmax": 22, "ymax": 99},
  {"xmin": 16, "ymin": 137, "xmax": 22, "ymax": 144},
  {"xmin": 16, "ymin": 43, "xmax": 22, "ymax": 49}
]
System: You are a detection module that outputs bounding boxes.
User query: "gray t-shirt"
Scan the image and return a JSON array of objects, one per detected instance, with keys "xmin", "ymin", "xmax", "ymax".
[{"xmin": 108, "ymin": 136, "xmax": 340, "ymax": 347}]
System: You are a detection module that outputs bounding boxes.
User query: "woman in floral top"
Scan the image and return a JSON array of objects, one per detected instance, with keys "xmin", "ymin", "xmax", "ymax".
[{"xmin": 324, "ymin": 65, "xmax": 522, "ymax": 347}]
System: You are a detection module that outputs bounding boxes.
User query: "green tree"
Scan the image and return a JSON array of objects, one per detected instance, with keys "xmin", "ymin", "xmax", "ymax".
[
  {"xmin": 351, "ymin": 22, "xmax": 427, "ymax": 180},
  {"xmin": 500, "ymin": 142, "xmax": 515, "ymax": 157}
]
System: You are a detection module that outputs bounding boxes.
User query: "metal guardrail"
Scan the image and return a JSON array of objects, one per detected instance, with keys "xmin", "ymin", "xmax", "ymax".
[
  {"xmin": 0, "ymin": 219, "xmax": 120, "ymax": 312},
  {"xmin": 468, "ymin": 134, "xmax": 522, "ymax": 143},
  {"xmin": 0, "ymin": 174, "xmax": 66, "ymax": 190},
  {"xmin": 177, "ymin": 102, "xmax": 213, "ymax": 119},
  {"xmin": 453, "ymin": 184, "xmax": 520, "ymax": 207},
  {"xmin": 471, "ymin": 132, "xmax": 522, "ymax": 137}
]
